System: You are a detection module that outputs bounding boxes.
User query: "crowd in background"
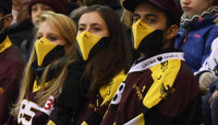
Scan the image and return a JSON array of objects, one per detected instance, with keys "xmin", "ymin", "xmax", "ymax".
[{"xmin": 0, "ymin": 0, "xmax": 217, "ymax": 125}]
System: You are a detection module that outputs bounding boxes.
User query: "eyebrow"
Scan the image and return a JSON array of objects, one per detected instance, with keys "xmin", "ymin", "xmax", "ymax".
[
  {"xmin": 145, "ymin": 14, "xmax": 158, "ymax": 18},
  {"xmin": 79, "ymin": 23, "xmax": 102, "ymax": 27},
  {"xmin": 133, "ymin": 13, "xmax": 158, "ymax": 18}
]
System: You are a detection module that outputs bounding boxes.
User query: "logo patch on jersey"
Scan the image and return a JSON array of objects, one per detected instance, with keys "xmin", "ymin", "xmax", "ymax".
[
  {"xmin": 0, "ymin": 87, "xmax": 4, "ymax": 95},
  {"xmin": 157, "ymin": 56, "xmax": 163, "ymax": 61},
  {"xmin": 160, "ymin": 83, "xmax": 175, "ymax": 100},
  {"xmin": 160, "ymin": 61, "xmax": 168, "ymax": 72},
  {"xmin": 133, "ymin": 83, "xmax": 146, "ymax": 100}
]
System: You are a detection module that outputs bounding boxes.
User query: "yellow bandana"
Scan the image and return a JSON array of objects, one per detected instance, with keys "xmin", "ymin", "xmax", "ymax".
[
  {"xmin": 76, "ymin": 31, "xmax": 102, "ymax": 61},
  {"xmin": 132, "ymin": 19, "xmax": 155, "ymax": 49}
]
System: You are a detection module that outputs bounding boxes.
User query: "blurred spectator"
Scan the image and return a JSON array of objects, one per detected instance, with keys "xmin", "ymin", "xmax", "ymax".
[
  {"xmin": 197, "ymin": 19, "xmax": 218, "ymax": 125},
  {"xmin": 8, "ymin": 0, "xmax": 34, "ymax": 58},
  {"xmin": 0, "ymin": 0, "xmax": 26, "ymax": 124},
  {"xmin": 203, "ymin": 77, "xmax": 218, "ymax": 125},
  {"xmin": 83, "ymin": 0, "xmax": 123, "ymax": 17},
  {"xmin": 67, "ymin": 0, "xmax": 83, "ymax": 15},
  {"xmin": 28, "ymin": 0, "xmax": 68, "ymax": 28}
]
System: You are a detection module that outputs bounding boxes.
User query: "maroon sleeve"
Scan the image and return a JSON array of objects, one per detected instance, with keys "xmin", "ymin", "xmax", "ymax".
[{"xmin": 0, "ymin": 45, "xmax": 26, "ymax": 124}]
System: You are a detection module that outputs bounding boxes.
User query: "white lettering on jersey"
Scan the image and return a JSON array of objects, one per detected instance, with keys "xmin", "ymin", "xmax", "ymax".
[
  {"xmin": 17, "ymin": 96, "xmax": 55, "ymax": 125},
  {"xmin": 17, "ymin": 99, "xmax": 40, "ymax": 125},
  {"xmin": 111, "ymin": 82, "xmax": 126, "ymax": 105},
  {"xmin": 40, "ymin": 96, "xmax": 55, "ymax": 115}
]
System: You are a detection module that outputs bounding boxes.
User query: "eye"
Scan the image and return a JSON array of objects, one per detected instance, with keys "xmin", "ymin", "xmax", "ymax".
[
  {"xmin": 94, "ymin": 27, "xmax": 101, "ymax": 31},
  {"xmin": 48, "ymin": 36, "xmax": 57, "ymax": 41},
  {"xmin": 132, "ymin": 17, "xmax": 139, "ymax": 23},
  {"xmin": 31, "ymin": 6, "xmax": 37, "ymax": 12},
  {"xmin": 132, "ymin": 15, "xmax": 140, "ymax": 23},
  {"xmin": 44, "ymin": 8, "xmax": 51, "ymax": 11},
  {"xmin": 78, "ymin": 27, "xmax": 85, "ymax": 32},
  {"xmin": 36, "ymin": 35, "xmax": 42, "ymax": 40},
  {"xmin": 146, "ymin": 17, "xmax": 157, "ymax": 24}
]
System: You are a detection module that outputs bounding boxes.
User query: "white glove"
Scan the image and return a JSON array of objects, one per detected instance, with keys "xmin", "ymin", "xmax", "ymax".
[{"xmin": 199, "ymin": 72, "xmax": 217, "ymax": 93}]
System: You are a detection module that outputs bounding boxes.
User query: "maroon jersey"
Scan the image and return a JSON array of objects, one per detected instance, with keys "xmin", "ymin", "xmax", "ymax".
[
  {"xmin": 101, "ymin": 52, "xmax": 201, "ymax": 125},
  {"xmin": 15, "ymin": 80, "xmax": 56, "ymax": 125},
  {"xmin": 0, "ymin": 36, "xmax": 26, "ymax": 124}
]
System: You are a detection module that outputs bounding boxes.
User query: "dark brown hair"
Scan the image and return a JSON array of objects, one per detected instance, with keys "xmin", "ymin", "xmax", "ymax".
[{"xmin": 77, "ymin": 5, "xmax": 132, "ymax": 95}]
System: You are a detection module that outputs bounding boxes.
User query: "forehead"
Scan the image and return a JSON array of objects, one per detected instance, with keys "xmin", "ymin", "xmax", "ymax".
[
  {"xmin": 38, "ymin": 21, "xmax": 57, "ymax": 34},
  {"xmin": 134, "ymin": 2, "xmax": 166, "ymax": 17},
  {"xmin": 78, "ymin": 11, "xmax": 106, "ymax": 25}
]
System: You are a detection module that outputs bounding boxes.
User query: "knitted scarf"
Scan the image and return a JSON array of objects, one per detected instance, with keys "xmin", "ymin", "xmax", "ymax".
[{"xmin": 180, "ymin": 6, "xmax": 218, "ymax": 30}]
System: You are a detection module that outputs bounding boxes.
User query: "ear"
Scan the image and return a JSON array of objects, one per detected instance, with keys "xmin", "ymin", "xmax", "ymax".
[
  {"xmin": 166, "ymin": 24, "xmax": 179, "ymax": 40},
  {"xmin": 3, "ymin": 14, "xmax": 13, "ymax": 28}
]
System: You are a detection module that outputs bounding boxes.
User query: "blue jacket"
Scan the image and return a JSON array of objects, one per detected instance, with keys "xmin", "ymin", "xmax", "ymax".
[
  {"xmin": 209, "ymin": 78, "xmax": 218, "ymax": 93},
  {"xmin": 175, "ymin": 14, "xmax": 218, "ymax": 72}
]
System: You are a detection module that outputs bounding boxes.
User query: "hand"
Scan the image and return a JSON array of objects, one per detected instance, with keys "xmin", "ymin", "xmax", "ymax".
[
  {"xmin": 209, "ymin": 90, "xmax": 218, "ymax": 108},
  {"xmin": 199, "ymin": 72, "xmax": 217, "ymax": 93}
]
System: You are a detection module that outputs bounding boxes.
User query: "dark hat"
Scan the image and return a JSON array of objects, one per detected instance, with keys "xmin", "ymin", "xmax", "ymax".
[
  {"xmin": 28, "ymin": 0, "xmax": 68, "ymax": 15},
  {"xmin": 0, "ymin": 0, "xmax": 12, "ymax": 14},
  {"xmin": 83, "ymin": 0, "xmax": 111, "ymax": 6},
  {"xmin": 122, "ymin": 0, "xmax": 182, "ymax": 25}
]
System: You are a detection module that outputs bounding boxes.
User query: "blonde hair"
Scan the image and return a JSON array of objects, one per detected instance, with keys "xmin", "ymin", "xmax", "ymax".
[
  {"xmin": 119, "ymin": 0, "xmax": 133, "ymax": 29},
  {"xmin": 121, "ymin": 9, "xmax": 133, "ymax": 29},
  {"xmin": 11, "ymin": 11, "xmax": 77, "ymax": 117}
]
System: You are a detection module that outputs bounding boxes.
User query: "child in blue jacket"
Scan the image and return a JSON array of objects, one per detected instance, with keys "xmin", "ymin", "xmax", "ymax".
[{"xmin": 175, "ymin": 0, "xmax": 218, "ymax": 73}]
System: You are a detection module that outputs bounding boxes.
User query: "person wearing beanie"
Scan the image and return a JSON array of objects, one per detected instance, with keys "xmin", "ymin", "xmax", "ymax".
[
  {"xmin": 28, "ymin": 0, "xmax": 68, "ymax": 28},
  {"xmin": 100, "ymin": 0, "xmax": 202, "ymax": 125},
  {"xmin": 0, "ymin": 0, "xmax": 26, "ymax": 124}
]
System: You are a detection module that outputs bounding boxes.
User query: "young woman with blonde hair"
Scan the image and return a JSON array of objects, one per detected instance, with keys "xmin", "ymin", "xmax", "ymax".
[{"xmin": 7, "ymin": 11, "xmax": 77, "ymax": 124}]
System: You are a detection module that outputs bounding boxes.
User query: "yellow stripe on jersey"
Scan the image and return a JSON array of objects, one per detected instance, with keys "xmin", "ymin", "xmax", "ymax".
[
  {"xmin": 0, "ymin": 36, "xmax": 12, "ymax": 53},
  {"xmin": 124, "ymin": 113, "xmax": 145, "ymax": 125},
  {"xmin": 143, "ymin": 59, "xmax": 181, "ymax": 108},
  {"xmin": 100, "ymin": 70, "xmax": 127, "ymax": 105},
  {"xmin": 47, "ymin": 120, "xmax": 56, "ymax": 125}
]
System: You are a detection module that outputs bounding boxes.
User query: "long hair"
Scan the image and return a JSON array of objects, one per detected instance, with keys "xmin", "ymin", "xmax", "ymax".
[
  {"xmin": 77, "ymin": 5, "xmax": 132, "ymax": 95},
  {"xmin": 12, "ymin": 11, "xmax": 77, "ymax": 116}
]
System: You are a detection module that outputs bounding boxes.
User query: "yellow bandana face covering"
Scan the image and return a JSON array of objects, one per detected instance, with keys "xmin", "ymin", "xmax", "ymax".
[
  {"xmin": 132, "ymin": 19, "xmax": 155, "ymax": 49},
  {"xmin": 34, "ymin": 37, "xmax": 59, "ymax": 67},
  {"xmin": 76, "ymin": 31, "xmax": 104, "ymax": 61}
]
